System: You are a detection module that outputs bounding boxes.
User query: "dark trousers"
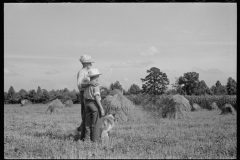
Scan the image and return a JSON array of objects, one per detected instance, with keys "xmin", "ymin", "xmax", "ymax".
[
  {"xmin": 84, "ymin": 99, "xmax": 102, "ymax": 142},
  {"xmin": 78, "ymin": 91, "xmax": 86, "ymax": 140}
]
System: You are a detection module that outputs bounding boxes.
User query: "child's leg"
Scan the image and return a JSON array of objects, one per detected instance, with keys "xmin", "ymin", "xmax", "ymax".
[{"xmin": 85, "ymin": 101, "xmax": 102, "ymax": 142}]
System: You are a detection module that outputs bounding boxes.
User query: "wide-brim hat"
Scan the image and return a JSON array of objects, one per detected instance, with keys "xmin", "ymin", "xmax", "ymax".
[
  {"xmin": 79, "ymin": 54, "xmax": 95, "ymax": 63},
  {"xmin": 87, "ymin": 68, "xmax": 102, "ymax": 77}
]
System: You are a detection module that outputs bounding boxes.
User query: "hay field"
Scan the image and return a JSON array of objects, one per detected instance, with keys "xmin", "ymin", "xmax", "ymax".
[{"xmin": 4, "ymin": 104, "xmax": 236, "ymax": 159}]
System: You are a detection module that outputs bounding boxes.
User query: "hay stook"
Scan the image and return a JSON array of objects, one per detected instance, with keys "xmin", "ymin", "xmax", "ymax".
[
  {"xmin": 101, "ymin": 89, "xmax": 135, "ymax": 122},
  {"xmin": 220, "ymin": 103, "xmax": 236, "ymax": 115},
  {"xmin": 161, "ymin": 94, "xmax": 191, "ymax": 120},
  {"xmin": 20, "ymin": 99, "xmax": 32, "ymax": 107}
]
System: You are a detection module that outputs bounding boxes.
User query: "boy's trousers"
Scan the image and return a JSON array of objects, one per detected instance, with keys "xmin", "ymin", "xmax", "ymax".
[{"xmin": 84, "ymin": 99, "xmax": 102, "ymax": 142}]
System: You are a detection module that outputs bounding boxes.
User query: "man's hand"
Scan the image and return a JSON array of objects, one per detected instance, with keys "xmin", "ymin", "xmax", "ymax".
[{"xmin": 89, "ymin": 81, "xmax": 99, "ymax": 87}]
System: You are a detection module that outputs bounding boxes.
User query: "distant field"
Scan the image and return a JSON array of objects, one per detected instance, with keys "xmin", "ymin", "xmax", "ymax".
[{"xmin": 4, "ymin": 104, "xmax": 236, "ymax": 159}]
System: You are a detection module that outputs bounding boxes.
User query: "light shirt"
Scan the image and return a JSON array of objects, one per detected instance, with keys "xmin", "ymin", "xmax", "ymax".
[
  {"xmin": 84, "ymin": 85, "xmax": 101, "ymax": 101},
  {"xmin": 77, "ymin": 68, "xmax": 90, "ymax": 92}
]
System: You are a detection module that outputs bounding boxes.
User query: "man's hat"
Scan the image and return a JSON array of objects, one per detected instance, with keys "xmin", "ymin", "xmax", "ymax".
[
  {"xmin": 79, "ymin": 55, "xmax": 95, "ymax": 63},
  {"xmin": 87, "ymin": 68, "xmax": 102, "ymax": 77}
]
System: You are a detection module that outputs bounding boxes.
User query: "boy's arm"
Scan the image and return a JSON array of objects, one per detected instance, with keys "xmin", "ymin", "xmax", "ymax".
[
  {"xmin": 93, "ymin": 86, "xmax": 105, "ymax": 116},
  {"xmin": 95, "ymin": 95, "xmax": 105, "ymax": 117}
]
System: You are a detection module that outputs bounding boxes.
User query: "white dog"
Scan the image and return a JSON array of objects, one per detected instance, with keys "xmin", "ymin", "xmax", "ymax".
[
  {"xmin": 101, "ymin": 113, "xmax": 118, "ymax": 139},
  {"xmin": 74, "ymin": 113, "xmax": 118, "ymax": 140}
]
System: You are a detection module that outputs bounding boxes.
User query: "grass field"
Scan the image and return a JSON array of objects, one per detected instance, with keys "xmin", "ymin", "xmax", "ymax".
[{"xmin": 4, "ymin": 104, "xmax": 236, "ymax": 159}]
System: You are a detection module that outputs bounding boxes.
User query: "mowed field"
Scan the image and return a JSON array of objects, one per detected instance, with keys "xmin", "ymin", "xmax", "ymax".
[{"xmin": 4, "ymin": 104, "xmax": 236, "ymax": 159}]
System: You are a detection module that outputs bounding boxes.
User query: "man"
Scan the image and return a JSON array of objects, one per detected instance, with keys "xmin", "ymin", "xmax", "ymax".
[{"xmin": 76, "ymin": 55, "xmax": 98, "ymax": 141}]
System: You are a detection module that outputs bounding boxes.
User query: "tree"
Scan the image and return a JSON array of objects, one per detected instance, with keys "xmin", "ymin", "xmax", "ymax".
[
  {"xmin": 100, "ymin": 86, "xmax": 110, "ymax": 99},
  {"xmin": 110, "ymin": 81, "xmax": 123, "ymax": 92},
  {"xmin": 164, "ymin": 88, "xmax": 178, "ymax": 95},
  {"xmin": 28, "ymin": 89, "xmax": 37, "ymax": 103},
  {"xmin": 216, "ymin": 85, "xmax": 227, "ymax": 95},
  {"xmin": 35, "ymin": 86, "xmax": 44, "ymax": 103},
  {"xmin": 211, "ymin": 80, "xmax": 227, "ymax": 95},
  {"xmin": 4, "ymin": 92, "xmax": 8, "ymax": 104},
  {"xmin": 69, "ymin": 89, "xmax": 78, "ymax": 104},
  {"xmin": 141, "ymin": 67, "xmax": 170, "ymax": 95},
  {"xmin": 210, "ymin": 85, "xmax": 216, "ymax": 95},
  {"xmin": 7, "ymin": 86, "xmax": 16, "ymax": 100},
  {"xmin": 171, "ymin": 77, "xmax": 186, "ymax": 95},
  {"xmin": 19, "ymin": 89, "xmax": 28, "ymax": 100},
  {"xmin": 42, "ymin": 89, "xmax": 50, "ymax": 103},
  {"xmin": 128, "ymin": 84, "xmax": 141, "ymax": 94},
  {"xmin": 11, "ymin": 92, "xmax": 21, "ymax": 104},
  {"xmin": 178, "ymin": 72, "xmax": 199, "ymax": 95},
  {"xmin": 194, "ymin": 80, "xmax": 210, "ymax": 95},
  {"xmin": 226, "ymin": 77, "xmax": 237, "ymax": 95},
  {"xmin": 48, "ymin": 90, "xmax": 57, "ymax": 101},
  {"xmin": 63, "ymin": 87, "xmax": 69, "ymax": 93},
  {"xmin": 215, "ymin": 80, "xmax": 222, "ymax": 88}
]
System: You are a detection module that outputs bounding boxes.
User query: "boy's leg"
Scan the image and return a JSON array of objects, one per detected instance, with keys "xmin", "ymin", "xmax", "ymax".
[
  {"xmin": 85, "ymin": 101, "xmax": 102, "ymax": 142},
  {"xmin": 91, "ymin": 124, "xmax": 102, "ymax": 142}
]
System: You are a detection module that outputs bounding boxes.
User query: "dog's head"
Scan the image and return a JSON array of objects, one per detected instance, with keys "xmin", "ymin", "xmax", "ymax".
[
  {"xmin": 103, "ymin": 113, "xmax": 118, "ymax": 124},
  {"xmin": 111, "ymin": 113, "xmax": 118, "ymax": 123}
]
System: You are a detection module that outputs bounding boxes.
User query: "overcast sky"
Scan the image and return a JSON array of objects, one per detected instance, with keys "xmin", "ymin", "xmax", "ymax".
[{"xmin": 4, "ymin": 3, "xmax": 237, "ymax": 92}]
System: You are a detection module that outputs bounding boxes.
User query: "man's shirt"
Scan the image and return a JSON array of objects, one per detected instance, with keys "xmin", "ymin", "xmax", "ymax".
[{"xmin": 77, "ymin": 68, "xmax": 90, "ymax": 92}]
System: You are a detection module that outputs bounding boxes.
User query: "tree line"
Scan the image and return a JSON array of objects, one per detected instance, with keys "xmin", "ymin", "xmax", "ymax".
[{"xmin": 4, "ymin": 67, "xmax": 237, "ymax": 104}]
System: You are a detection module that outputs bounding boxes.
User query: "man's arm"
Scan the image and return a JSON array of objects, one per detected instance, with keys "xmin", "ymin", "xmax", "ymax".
[
  {"xmin": 81, "ymin": 78, "xmax": 98, "ymax": 88},
  {"xmin": 77, "ymin": 71, "xmax": 98, "ymax": 90}
]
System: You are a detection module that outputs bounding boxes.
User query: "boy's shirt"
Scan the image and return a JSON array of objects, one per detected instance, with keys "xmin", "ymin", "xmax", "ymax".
[{"xmin": 84, "ymin": 85, "xmax": 101, "ymax": 101}]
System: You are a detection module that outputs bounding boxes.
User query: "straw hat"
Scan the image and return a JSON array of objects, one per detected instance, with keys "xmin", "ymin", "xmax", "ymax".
[
  {"xmin": 79, "ymin": 55, "xmax": 95, "ymax": 63},
  {"xmin": 87, "ymin": 68, "xmax": 102, "ymax": 77}
]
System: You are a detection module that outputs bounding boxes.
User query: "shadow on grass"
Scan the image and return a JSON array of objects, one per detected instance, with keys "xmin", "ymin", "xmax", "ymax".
[{"xmin": 32, "ymin": 130, "xmax": 76, "ymax": 141}]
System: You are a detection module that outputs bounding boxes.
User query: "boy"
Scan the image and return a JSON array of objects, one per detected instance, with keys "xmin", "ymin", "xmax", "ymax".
[{"xmin": 83, "ymin": 68, "xmax": 105, "ymax": 142}]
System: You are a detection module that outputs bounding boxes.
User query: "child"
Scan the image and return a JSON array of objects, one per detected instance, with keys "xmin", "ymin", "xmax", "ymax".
[{"xmin": 83, "ymin": 68, "xmax": 105, "ymax": 142}]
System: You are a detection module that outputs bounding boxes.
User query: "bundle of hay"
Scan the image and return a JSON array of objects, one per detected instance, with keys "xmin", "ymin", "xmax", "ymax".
[
  {"xmin": 20, "ymin": 99, "xmax": 32, "ymax": 107},
  {"xmin": 210, "ymin": 102, "xmax": 219, "ymax": 110},
  {"xmin": 170, "ymin": 94, "xmax": 191, "ymax": 112},
  {"xmin": 109, "ymin": 89, "xmax": 123, "ymax": 96},
  {"xmin": 46, "ymin": 98, "xmax": 64, "ymax": 114},
  {"xmin": 220, "ymin": 103, "xmax": 236, "ymax": 115},
  {"xmin": 191, "ymin": 103, "xmax": 201, "ymax": 111},
  {"xmin": 161, "ymin": 94, "xmax": 191, "ymax": 119},
  {"xmin": 101, "ymin": 90, "xmax": 135, "ymax": 122},
  {"xmin": 64, "ymin": 99, "xmax": 74, "ymax": 107}
]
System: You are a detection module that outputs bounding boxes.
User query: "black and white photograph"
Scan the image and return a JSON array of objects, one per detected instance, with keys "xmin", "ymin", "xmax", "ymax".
[{"xmin": 4, "ymin": 3, "xmax": 237, "ymax": 159}]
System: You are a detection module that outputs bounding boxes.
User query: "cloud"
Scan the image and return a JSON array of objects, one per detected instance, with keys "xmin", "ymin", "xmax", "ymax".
[
  {"xmin": 110, "ymin": 60, "xmax": 154, "ymax": 68},
  {"xmin": 44, "ymin": 70, "xmax": 60, "ymax": 74},
  {"xmin": 31, "ymin": 78, "xmax": 52, "ymax": 83},
  {"xmin": 4, "ymin": 68, "xmax": 20, "ymax": 76},
  {"xmin": 162, "ymin": 69, "xmax": 176, "ymax": 73},
  {"xmin": 192, "ymin": 67, "xmax": 223, "ymax": 74},
  {"xmin": 97, "ymin": 41, "xmax": 123, "ymax": 47},
  {"xmin": 5, "ymin": 55, "xmax": 74, "ymax": 60},
  {"xmin": 123, "ymin": 78, "xmax": 129, "ymax": 81},
  {"xmin": 184, "ymin": 42, "xmax": 236, "ymax": 46},
  {"xmin": 140, "ymin": 46, "xmax": 158, "ymax": 56}
]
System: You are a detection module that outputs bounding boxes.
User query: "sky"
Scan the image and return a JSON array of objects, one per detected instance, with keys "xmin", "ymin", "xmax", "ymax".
[{"xmin": 4, "ymin": 3, "xmax": 237, "ymax": 92}]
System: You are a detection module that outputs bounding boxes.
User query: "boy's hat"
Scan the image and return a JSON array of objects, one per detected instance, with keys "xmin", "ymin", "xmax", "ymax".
[
  {"xmin": 87, "ymin": 68, "xmax": 102, "ymax": 77},
  {"xmin": 79, "ymin": 55, "xmax": 95, "ymax": 63}
]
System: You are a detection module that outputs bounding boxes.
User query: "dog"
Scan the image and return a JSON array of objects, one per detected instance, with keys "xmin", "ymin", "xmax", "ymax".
[
  {"xmin": 101, "ymin": 113, "xmax": 118, "ymax": 139},
  {"xmin": 74, "ymin": 113, "xmax": 118, "ymax": 140}
]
